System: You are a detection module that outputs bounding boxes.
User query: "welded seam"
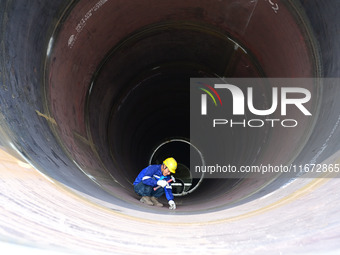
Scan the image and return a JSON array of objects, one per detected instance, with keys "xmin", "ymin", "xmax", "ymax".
[
  {"xmin": 39, "ymin": 0, "xmax": 121, "ymax": 192},
  {"xmin": 35, "ymin": 110, "xmax": 57, "ymax": 125},
  {"xmin": 286, "ymin": 0, "xmax": 323, "ymax": 77},
  {"xmin": 242, "ymin": 0, "xmax": 259, "ymax": 35}
]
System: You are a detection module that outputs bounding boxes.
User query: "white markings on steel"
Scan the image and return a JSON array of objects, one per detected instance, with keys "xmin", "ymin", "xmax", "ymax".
[
  {"xmin": 47, "ymin": 37, "xmax": 54, "ymax": 56},
  {"xmin": 68, "ymin": 0, "xmax": 108, "ymax": 48},
  {"xmin": 265, "ymin": 0, "xmax": 279, "ymax": 14}
]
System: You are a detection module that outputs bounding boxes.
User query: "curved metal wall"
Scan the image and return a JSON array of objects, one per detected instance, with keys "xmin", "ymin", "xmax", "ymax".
[{"xmin": 1, "ymin": 0, "xmax": 340, "ymax": 254}]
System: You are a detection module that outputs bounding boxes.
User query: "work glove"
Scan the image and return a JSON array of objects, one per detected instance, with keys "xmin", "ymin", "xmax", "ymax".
[
  {"xmin": 157, "ymin": 179, "xmax": 167, "ymax": 188},
  {"xmin": 168, "ymin": 200, "xmax": 176, "ymax": 210}
]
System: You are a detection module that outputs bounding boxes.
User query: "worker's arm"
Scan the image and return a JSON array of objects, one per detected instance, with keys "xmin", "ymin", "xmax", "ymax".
[
  {"xmin": 164, "ymin": 185, "xmax": 176, "ymax": 209},
  {"xmin": 164, "ymin": 184, "xmax": 174, "ymax": 201},
  {"xmin": 141, "ymin": 166, "xmax": 158, "ymax": 187}
]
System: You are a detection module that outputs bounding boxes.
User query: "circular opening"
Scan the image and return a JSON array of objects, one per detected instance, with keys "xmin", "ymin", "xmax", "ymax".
[{"xmin": 148, "ymin": 139, "xmax": 205, "ymax": 196}]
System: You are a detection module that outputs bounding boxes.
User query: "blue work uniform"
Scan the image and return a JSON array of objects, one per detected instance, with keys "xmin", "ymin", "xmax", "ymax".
[{"xmin": 133, "ymin": 164, "xmax": 174, "ymax": 201}]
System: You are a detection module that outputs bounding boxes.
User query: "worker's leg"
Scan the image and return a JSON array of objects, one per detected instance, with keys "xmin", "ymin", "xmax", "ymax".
[
  {"xmin": 150, "ymin": 188, "xmax": 164, "ymax": 207},
  {"xmin": 134, "ymin": 182, "xmax": 153, "ymax": 197},
  {"xmin": 151, "ymin": 187, "xmax": 165, "ymax": 198},
  {"xmin": 134, "ymin": 182, "xmax": 154, "ymax": 205}
]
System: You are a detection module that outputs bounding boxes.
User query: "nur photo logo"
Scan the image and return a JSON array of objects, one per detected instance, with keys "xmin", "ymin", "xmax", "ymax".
[
  {"xmin": 196, "ymin": 80, "xmax": 312, "ymax": 128},
  {"xmin": 198, "ymin": 82, "xmax": 223, "ymax": 115}
]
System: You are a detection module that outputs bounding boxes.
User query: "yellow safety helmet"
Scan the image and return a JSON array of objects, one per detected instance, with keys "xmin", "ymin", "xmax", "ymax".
[{"xmin": 163, "ymin": 157, "xmax": 177, "ymax": 174}]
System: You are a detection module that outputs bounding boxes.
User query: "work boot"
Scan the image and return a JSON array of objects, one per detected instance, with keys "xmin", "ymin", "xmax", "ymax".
[
  {"xmin": 140, "ymin": 196, "xmax": 153, "ymax": 206},
  {"xmin": 150, "ymin": 197, "xmax": 163, "ymax": 207}
]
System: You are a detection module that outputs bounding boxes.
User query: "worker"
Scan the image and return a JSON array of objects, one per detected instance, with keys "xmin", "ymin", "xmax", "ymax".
[{"xmin": 133, "ymin": 157, "xmax": 177, "ymax": 210}]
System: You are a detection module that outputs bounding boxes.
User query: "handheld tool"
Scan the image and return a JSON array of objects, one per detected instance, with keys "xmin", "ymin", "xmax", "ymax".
[{"xmin": 154, "ymin": 175, "xmax": 175, "ymax": 191}]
